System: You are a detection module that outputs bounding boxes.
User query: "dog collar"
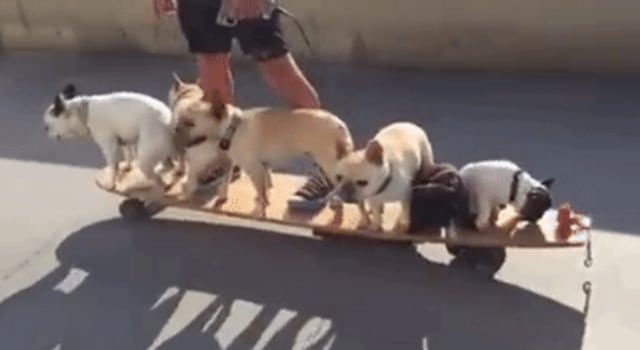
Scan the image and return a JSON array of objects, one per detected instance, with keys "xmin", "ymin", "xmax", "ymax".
[
  {"xmin": 509, "ymin": 169, "xmax": 524, "ymax": 202},
  {"xmin": 373, "ymin": 164, "xmax": 393, "ymax": 196},
  {"xmin": 186, "ymin": 135, "xmax": 208, "ymax": 148},
  {"xmin": 219, "ymin": 117, "xmax": 241, "ymax": 151}
]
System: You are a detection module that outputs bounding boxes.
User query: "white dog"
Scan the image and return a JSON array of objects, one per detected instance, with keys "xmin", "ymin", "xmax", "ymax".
[
  {"xmin": 333, "ymin": 122, "xmax": 434, "ymax": 233},
  {"xmin": 43, "ymin": 84, "xmax": 180, "ymax": 191},
  {"xmin": 459, "ymin": 159, "xmax": 554, "ymax": 231}
]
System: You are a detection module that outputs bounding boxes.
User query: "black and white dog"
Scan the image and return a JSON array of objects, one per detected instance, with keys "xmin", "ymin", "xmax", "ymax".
[
  {"xmin": 43, "ymin": 84, "xmax": 183, "ymax": 190},
  {"xmin": 458, "ymin": 159, "xmax": 554, "ymax": 231}
]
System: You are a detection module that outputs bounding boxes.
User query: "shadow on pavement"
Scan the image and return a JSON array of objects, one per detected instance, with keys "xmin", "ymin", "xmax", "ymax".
[{"xmin": 0, "ymin": 218, "xmax": 585, "ymax": 350}]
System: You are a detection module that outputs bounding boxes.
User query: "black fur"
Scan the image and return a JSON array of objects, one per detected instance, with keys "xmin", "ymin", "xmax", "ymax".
[
  {"xmin": 519, "ymin": 179, "xmax": 554, "ymax": 222},
  {"xmin": 52, "ymin": 95, "xmax": 66, "ymax": 116},
  {"xmin": 61, "ymin": 83, "xmax": 77, "ymax": 99},
  {"xmin": 408, "ymin": 163, "xmax": 470, "ymax": 234}
]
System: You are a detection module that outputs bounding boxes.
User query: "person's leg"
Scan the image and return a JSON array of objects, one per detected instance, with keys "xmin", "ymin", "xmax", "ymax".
[
  {"xmin": 176, "ymin": 0, "xmax": 240, "ymax": 181},
  {"xmin": 236, "ymin": 13, "xmax": 333, "ymax": 208},
  {"xmin": 257, "ymin": 54, "xmax": 320, "ymax": 108},
  {"xmin": 176, "ymin": 0, "xmax": 234, "ymax": 103},
  {"xmin": 196, "ymin": 53, "xmax": 234, "ymax": 104},
  {"xmin": 235, "ymin": 11, "xmax": 320, "ymax": 108}
]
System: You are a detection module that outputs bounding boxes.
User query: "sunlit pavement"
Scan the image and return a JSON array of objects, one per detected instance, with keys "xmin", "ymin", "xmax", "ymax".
[{"xmin": 0, "ymin": 52, "xmax": 638, "ymax": 350}]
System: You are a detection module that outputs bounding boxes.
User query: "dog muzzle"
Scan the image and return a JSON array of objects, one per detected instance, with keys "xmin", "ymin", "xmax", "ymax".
[{"xmin": 338, "ymin": 182, "xmax": 358, "ymax": 203}]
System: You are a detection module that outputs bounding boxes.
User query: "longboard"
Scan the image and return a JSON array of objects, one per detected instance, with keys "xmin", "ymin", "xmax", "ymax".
[{"xmin": 96, "ymin": 166, "xmax": 591, "ymax": 249}]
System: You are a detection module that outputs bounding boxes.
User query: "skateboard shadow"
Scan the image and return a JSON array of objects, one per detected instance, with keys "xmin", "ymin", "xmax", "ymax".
[{"xmin": 0, "ymin": 218, "xmax": 585, "ymax": 350}]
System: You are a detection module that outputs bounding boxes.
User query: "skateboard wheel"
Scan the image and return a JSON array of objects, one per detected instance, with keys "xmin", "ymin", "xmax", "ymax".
[
  {"xmin": 449, "ymin": 246, "xmax": 506, "ymax": 277},
  {"xmin": 446, "ymin": 244, "xmax": 466, "ymax": 257},
  {"xmin": 119, "ymin": 198, "xmax": 151, "ymax": 221},
  {"xmin": 469, "ymin": 247, "xmax": 506, "ymax": 277}
]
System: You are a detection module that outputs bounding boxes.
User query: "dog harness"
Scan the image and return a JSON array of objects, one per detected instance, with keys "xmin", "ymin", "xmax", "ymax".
[
  {"xmin": 373, "ymin": 164, "xmax": 393, "ymax": 196},
  {"xmin": 509, "ymin": 169, "xmax": 524, "ymax": 202},
  {"xmin": 218, "ymin": 117, "xmax": 242, "ymax": 151},
  {"xmin": 185, "ymin": 135, "xmax": 208, "ymax": 148}
]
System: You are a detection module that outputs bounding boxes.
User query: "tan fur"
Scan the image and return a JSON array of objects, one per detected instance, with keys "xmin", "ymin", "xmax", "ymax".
[
  {"xmin": 167, "ymin": 73, "xmax": 225, "ymax": 198},
  {"xmin": 173, "ymin": 80, "xmax": 355, "ymax": 217},
  {"xmin": 334, "ymin": 122, "xmax": 434, "ymax": 233},
  {"xmin": 169, "ymin": 73, "xmax": 205, "ymax": 133}
]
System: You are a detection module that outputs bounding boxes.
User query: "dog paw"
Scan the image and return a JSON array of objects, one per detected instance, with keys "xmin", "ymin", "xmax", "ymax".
[
  {"xmin": 250, "ymin": 206, "xmax": 266, "ymax": 219},
  {"xmin": 474, "ymin": 220, "xmax": 491, "ymax": 232},
  {"xmin": 356, "ymin": 216, "xmax": 371, "ymax": 230},
  {"xmin": 391, "ymin": 220, "xmax": 410, "ymax": 234},
  {"xmin": 176, "ymin": 192, "xmax": 194, "ymax": 201},
  {"xmin": 366, "ymin": 221, "xmax": 383, "ymax": 232},
  {"xmin": 100, "ymin": 180, "xmax": 116, "ymax": 191},
  {"xmin": 178, "ymin": 183, "xmax": 196, "ymax": 201},
  {"xmin": 213, "ymin": 196, "xmax": 228, "ymax": 208},
  {"xmin": 328, "ymin": 196, "xmax": 343, "ymax": 212}
]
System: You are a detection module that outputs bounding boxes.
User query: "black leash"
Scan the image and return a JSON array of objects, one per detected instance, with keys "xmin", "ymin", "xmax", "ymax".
[{"xmin": 275, "ymin": 6, "xmax": 316, "ymax": 58}]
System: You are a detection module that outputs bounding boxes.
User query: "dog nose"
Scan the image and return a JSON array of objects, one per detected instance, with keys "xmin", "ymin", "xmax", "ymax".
[{"xmin": 339, "ymin": 182, "xmax": 357, "ymax": 203}]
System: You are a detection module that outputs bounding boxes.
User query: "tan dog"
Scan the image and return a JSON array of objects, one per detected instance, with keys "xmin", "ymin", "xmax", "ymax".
[
  {"xmin": 182, "ymin": 92, "xmax": 355, "ymax": 217},
  {"xmin": 168, "ymin": 74, "xmax": 234, "ymax": 199},
  {"xmin": 333, "ymin": 122, "xmax": 434, "ymax": 233}
]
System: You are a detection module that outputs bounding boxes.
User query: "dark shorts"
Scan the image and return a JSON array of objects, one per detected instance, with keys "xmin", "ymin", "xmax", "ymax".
[{"xmin": 177, "ymin": 0, "xmax": 289, "ymax": 61}]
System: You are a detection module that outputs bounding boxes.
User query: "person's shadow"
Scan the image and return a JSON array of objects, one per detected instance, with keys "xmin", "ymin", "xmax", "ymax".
[{"xmin": 0, "ymin": 218, "xmax": 585, "ymax": 350}]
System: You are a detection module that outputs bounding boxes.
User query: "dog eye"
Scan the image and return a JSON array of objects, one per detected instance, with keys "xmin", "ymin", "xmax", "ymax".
[
  {"xmin": 183, "ymin": 120, "xmax": 195, "ymax": 127},
  {"xmin": 356, "ymin": 180, "xmax": 368, "ymax": 187},
  {"xmin": 335, "ymin": 175, "xmax": 343, "ymax": 182}
]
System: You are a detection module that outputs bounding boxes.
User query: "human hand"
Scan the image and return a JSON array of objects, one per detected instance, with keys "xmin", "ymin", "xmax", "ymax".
[
  {"xmin": 226, "ymin": 0, "xmax": 268, "ymax": 21},
  {"xmin": 153, "ymin": 0, "xmax": 177, "ymax": 17}
]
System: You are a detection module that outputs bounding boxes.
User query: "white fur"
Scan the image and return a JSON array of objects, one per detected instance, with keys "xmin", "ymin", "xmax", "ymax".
[
  {"xmin": 459, "ymin": 159, "xmax": 546, "ymax": 230},
  {"xmin": 43, "ymin": 91, "xmax": 178, "ymax": 190},
  {"xmin": 335, "ymin": 122, "xmax": 434, "ymax": 233}
]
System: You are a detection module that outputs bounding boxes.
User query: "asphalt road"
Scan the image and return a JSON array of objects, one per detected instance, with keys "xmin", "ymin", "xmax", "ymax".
[{"xmin": 0, "ymin": 51, "xmax": 639, "ymax": 350}]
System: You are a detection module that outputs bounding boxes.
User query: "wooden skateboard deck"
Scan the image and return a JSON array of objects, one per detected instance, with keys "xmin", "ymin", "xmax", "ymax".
[{"xmin": 97, "ymin": 167, "xmax": 591, "ymax": 248}]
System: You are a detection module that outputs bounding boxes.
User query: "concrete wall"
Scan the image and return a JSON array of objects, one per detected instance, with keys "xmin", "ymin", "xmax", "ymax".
[{"xmin": 2, "ymin": 0, "xmax": 640, "ymax": 72}]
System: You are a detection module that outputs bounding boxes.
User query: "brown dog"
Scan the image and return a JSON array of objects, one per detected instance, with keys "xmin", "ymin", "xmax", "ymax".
[{"xmin": 178, "ymin": 88, "xmax": 355, "ymax": 217}]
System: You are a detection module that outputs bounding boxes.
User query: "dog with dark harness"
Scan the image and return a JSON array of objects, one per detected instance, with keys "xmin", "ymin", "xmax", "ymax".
[{"xmin": 408, "ymin": 163, "xmax": 471, "ymax": 233}]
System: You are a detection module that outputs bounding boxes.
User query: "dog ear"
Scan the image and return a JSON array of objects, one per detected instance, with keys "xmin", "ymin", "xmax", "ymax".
[
  {"xmin": 364, "ymin": 139, "xmax": 384, "ymax": 166},
  {"xmin": 61, "ymin": 83, "xmax": 77, "ymax": 99},
  {"xmin": 335, "ymin": 140, "xmax": 351, "ymax": 160},
  {"xmin": 171, "ymin": 72, "xmax": 185, "ymax": 89},
  {"xmin": 52, "ymin": 94, "xmax": 66, "ymax": 115},
  {"xmin": 541, "ymin": 177, "xmax": 555, "ymax": 189},
  {"xmin": 209, "ymin": 90, "xmax": 226, "ymax": 120}
]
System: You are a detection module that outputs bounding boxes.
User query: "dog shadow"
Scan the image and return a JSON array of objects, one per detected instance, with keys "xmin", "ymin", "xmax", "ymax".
[{"xmin": 0, "ymin": 218, "xmax": 585, "ymax": 350}]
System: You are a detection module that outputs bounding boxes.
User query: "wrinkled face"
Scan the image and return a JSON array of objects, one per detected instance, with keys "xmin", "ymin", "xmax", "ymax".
[
  {"xmin": 334, "ymin": 140, "xmax": 389, "ymax": 203},
  {"xmin": 177, "ymin": 99, "xmax": 231, "ymax": 139},
  {"xmin": 43, "ymin": 93, "xmax": 85, "ymax": 140},
  {"xmin": 519, "ymin": 186, "xmax": 553, "ymax": 222},
  {"xmin": 168, "ymin": 73, "xmax": 233, "ymax": 139}
]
